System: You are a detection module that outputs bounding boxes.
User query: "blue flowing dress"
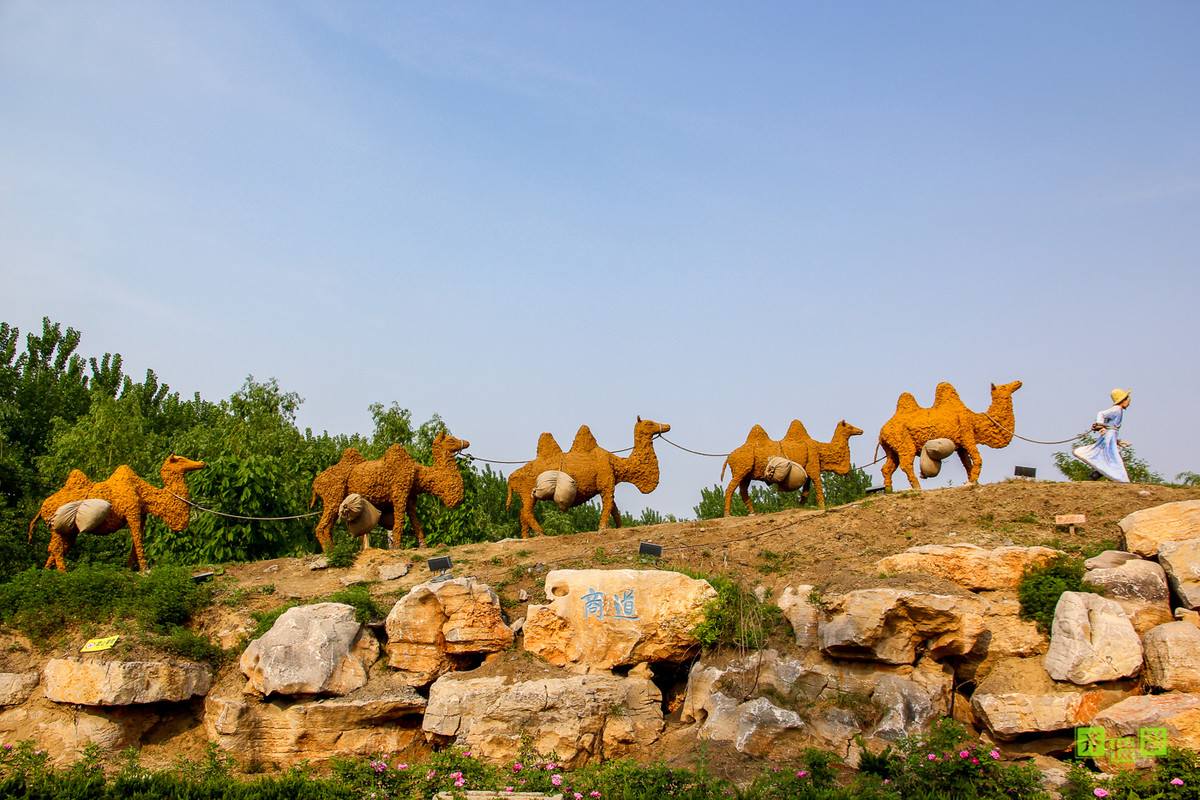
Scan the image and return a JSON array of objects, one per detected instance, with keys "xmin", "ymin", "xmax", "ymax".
[{"xmin": 1072, "ymin": 405, "xmax": 1129, "ymax": 482}]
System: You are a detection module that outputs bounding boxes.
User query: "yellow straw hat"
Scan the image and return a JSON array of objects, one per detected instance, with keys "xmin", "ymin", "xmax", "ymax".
[{"xmin": 1110, "ymin": 388, "xmax": 1131, "ymax": 405}]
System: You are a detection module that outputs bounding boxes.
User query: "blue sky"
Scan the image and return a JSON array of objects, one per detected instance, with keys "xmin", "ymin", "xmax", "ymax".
[{"xmin": 2, "ymin": 1, "xmax": 1197, "ymax": 518}]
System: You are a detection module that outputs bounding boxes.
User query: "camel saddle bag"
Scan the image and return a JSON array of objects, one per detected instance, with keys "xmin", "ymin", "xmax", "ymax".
[
  {"xmin": 764, "ymin": 457, "xmax": 808, "ymax": 492},
  {"xmin": 534, "ymin": 470, "xmax": 578, "ymax": 511}
]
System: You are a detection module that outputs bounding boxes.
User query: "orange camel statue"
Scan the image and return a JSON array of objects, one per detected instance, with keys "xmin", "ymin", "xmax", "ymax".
[
  {"xmin": 721, "ymin": 419, "xmax": 863, "ymax": 515},
  {"xmin": 505, "ymin": 417, "xmax": 670, "ymax": 538},
  {"xmin": 310, "ymin": 432, "xmax": 470, "ymax": 551},
  {"xmin": 29, "ymin": 454, "xmax": 207, "ymax": 572},
  {"xmin": 877, "ymin": 380, "xmax": 1022, "ymax": 491}
]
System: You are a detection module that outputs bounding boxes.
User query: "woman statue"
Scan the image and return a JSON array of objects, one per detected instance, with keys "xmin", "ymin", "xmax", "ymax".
[{"xmin": 1072, "ymin": 388, "xmax": 1132, "ymax": 482}]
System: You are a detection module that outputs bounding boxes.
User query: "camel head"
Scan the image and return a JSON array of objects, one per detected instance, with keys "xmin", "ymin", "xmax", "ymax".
[
  {"xmin": 837, "ymin": 420, "xmax": 865, "ymax": 439},
  {"xmin": 991, "ymin": 380, "xmax": 1023, "ymax": 400},
  {"xmin": 162, "ymin": 454, "xmax": 206, "ymax": 478},
  {"xmin": 434, "ymin": 432, "xmax": 470, "ymax": 454},
  {"xmin": 635, "ymin": 416, "xmax": 670, "ymax": 438}
]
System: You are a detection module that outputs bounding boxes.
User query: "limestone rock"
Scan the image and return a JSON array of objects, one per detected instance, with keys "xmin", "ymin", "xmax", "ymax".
[
  {"xmin": 0, "ymin": 703, "xmax": 158, "ymax": 760},
  {"xmin": 1157, "ymin": 540, "xmax": 1200, "ymax": 610},
  {"xmin": 957, "ymin": 591, "xmax": 1046, "ymax": 681},
  {"xmin": 1119, "ymin": 500, "xmax": 1200, "ymax": 557},
  {"xmin": 422, "ymin": 672, "xmax": 663, "ymax": 768},
  {"xmin": 205, "ymin": 685, "xmax": 426, "ymax": 764},
  {"xmin": 1084, "ymin": 551, "xmax": 1141, "ymax": 571},
  {"xmin": 43, "ymin": 658, "xmax": 211, "ymax": 705},
  {"xmin": 875, "ymin": 544, "xmax": 1061, "ymax": 590},
  {"xmin": 1043, "ymin": 592, "xmax": 1142, "ymax": 684},
  {"xmin": 385, "ymin": 578, "xmax": 513, "ymax": 685},
  {"xmin": 818, "ymin": 588, "xmax": 983, "ymax": 664},
  {"xmin": 0, "ymin": 672, "xmax": 39, "ymax": 706},
  {"xmin": 777, "ymin": 585, "xmax": 819, "ymax": 650},
  {"xmin": 379, "ymin": 563, "xmax": 410, "ymax": 581},
  {"xmin": 1142, "ymin": 622, "xmax": 1200, "ymax": 692},
  {"xmin": 1084, "ymin": 558, "xmax": 1173, "ymax": 635},
  {"xmin": 970, "ymin": 657, "xmax": 1133, "ymax": 740},
  {"xmin": 241, "ymin": 603, "xmax": 380, "ymax": 697},
  {"xmin": 1093, "ymin": 694, "xmax": 1200, "ymax": 770},
  {"xmin": 682, "ymin": 649, "xmax": 952, "ymax": 756},
  {"xmin": 523, "ymin": 569, "xmax": 716, "ymax": 669}
]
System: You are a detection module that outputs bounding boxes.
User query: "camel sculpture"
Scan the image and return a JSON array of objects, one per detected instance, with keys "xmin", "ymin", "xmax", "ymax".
[
  {"xmin": 720, "ymin": 419, "xmax": 863, "ymax": 516},
  {"xmin": 505, "ymin": 417, "xmax": 670, "ymax": 538},
  {"xmin": 877, "ymin": 380, "xmax": 1022, "ymax": 491},
  {"xmin": 29, "ymin": 454, "xmax": 207, "ymax": 572},
  {"xmin": 310, "ymin": 432, "xmax": 470, "ymax": 551}
]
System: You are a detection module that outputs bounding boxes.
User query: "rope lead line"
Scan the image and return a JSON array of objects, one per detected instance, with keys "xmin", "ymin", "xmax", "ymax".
[
  {"xmin": 980, "ymin": 413, "xmax": 1089, "ymax": 446},
  {"xmin": 172, "ymin": 493, "xmax": 322, "ymax": 522}
]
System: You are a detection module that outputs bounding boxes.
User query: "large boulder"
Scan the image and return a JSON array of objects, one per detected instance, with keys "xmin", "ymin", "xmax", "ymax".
[
  {"xmin": 1156, "ymin": 540, "xmax": 1200, "ymax": 610},
  {"xmin": 956, "ymin": 591, "xmax": 1046, "ymax": 682},
  {"xmin": 43, "ymin": 658, "xmax": 211, "ymax": 705},
  {"xmin": 818, "ymin": 588, "xmax": 983, "ymax": 665},
  {"xmin": 1119, "ymin": 500, "xmax": 1200, "ymax": 558},
  {"xmin": 523, "ymin": 569, "xmax": 716, "ymax": 669},
  {"xmin": 384, "ymin": 577, "xmax": 514, "ymax": 685},
  {"xmin": 778, "ymin": 585, "xmax": 820, "ymax": 650},
  {"xmin": 422, "ymin": 672, "xmax": 662, "ymax": 768},
  {"xmin": 1043, "ymin": 592, "xmax": 1142, "ymax": 685},
  {"xmin": 205, "ymin": 685, "xmax": 427, "ymax": 764},
  {"xmin": 875, "ymin": 544, "xmax": 1062, "ymax": 591},
  {"xmin": 241, "ymin": 603, "xmax": 380, "ymax": 697},
  {"xmin": 0, "ymin": 672, "xmax": 39, "ymax": 706},
  {"xmin": 970, "ymin": 657, "xmax": 1135, "ymax": 741},
  {"xmin": 1092, "ymin": 694, "xmax": 1200, "ymax": 771},
  {"xmin": 1083, "ymin": 557, "xmax": 1173, "ymax": 635},
  {"xmin": 0, "ymin": 703, "xmax": 158, "ymax": 760},
  {"xmin": 681, "ymin": 649, "xmax": 952, "ymax": 757},
  {"xmin": 1142, "ymin": 622, "xmax": 1200, "ymax": 692}
]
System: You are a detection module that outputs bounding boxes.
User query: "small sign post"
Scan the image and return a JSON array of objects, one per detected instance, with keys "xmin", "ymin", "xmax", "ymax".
[{"xmin": 1056, "ymin": 514, "xmax": 1086, "ymax": 535}]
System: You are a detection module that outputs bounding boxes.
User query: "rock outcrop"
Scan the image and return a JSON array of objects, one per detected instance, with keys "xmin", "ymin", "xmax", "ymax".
[
  {"xmin": 1042, "ymin": 592, "xmax": 1142, "ymax": 684},
  {"xmin": 240, "ymin": 603, "xmax": 380, "ymax": 697},
  {"xmin": 818, "ymin": 588, "xmax": 983, "ymax": 664},
  {"xmin": 385, "ymin": 577, "xmax": 514, "ymax": 685},
  {"xmin": 1156, "ymin": 540, "xmax": 1200, "ymax": 610},
  {"xmin": 876, "ymin": 544, "xmax": 1061, "ymax": 590},
  {"xmin": 1083, "ymin": 557, "xmax": 1173, "ymax": 635},
  {"xmin": 1142, "ymin": 622, "xmax": 1200, "ymax": 692},
  {"xmin": 43, "ymin": 658, "xmax": 211, "ymax": 705},
  {"xmin": 206, "ymin": 684, "xmax": 427, "ymax": 763},
  {"xmin": 523, "ymin": 569, "xmax": 715, "ymax": 669},
  {"xmin": 422, "ymin": 671, "xmax": 662, "ymax": 767},
  {"xmin": 1119, "ymin": 500, "xmax": 1200, "ymax": 558}
]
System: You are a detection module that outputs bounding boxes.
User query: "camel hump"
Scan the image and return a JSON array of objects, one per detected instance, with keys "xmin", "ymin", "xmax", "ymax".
[
  {"xmin": 784, "ymin": 419, "xmax": 811, "ymax": 441},
  {"xmin": 570, "ymin": 425, "xmax": 599, "ymax": 452},
  {"xmin": 934, "ymin": 382, "xmax": 965, "ymax": 408},
  {"xmin": 64, "ymin": 470, "xmax": 93, "ymax": 489},
  {"xmin": 339, "ymin": 448, "xmax": 366, "ymax": 466},
  {"xmin": 536, "ymin": 432, "xmax": 563, "ymax": 458},
  {"xmin": 895, "ymin": 392, "xmax": 920, "ymax": 414},
  {"xmin": 745, "ymin": 425, "xmax": 772, "ymax": 445}
]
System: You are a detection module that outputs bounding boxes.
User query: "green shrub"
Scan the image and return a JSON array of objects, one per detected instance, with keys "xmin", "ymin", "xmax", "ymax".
[
  {"xmin": 323, "ymin": 583, "xmax": 386, "ymax": 623},
  {"xmin": 685, "ymin": 570, "xmax": 786, "ymax": 650},
  {"xmin": 888, "ymin": 718, "xmax": 1044, "ymax": 800},
  {"xmin": 1018, "ymin": 555, "xmax": 1094, "ymax": 634},
  {"xmin": 325, "ymin": 530, "xmax": 360, "ymax": 569}
]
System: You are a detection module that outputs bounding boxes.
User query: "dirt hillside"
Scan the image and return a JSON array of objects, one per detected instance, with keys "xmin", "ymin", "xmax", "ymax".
[{"xmin": 4, "ymin": 479, "xmax": 1199, "ymax": 777}]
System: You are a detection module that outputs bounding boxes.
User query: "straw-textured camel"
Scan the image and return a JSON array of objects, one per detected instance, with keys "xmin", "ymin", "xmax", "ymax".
[
  {"xmin": 877, "ymin": 380, "xmax": 1022, "ymax": 490},
  {"xmin": 29, "ymin": 454, "xmax": 207, "ymax": 572},
  {"xmin": 310, "ymin": 432, "xmax": 470, "ymax": 550},
  {"xmin": 721, "ymin": 419, "xmax": 863, "ymax": 515},
  {"xmin": 505, "ymin": 417, "xmax": 670, "ymax": 538}
]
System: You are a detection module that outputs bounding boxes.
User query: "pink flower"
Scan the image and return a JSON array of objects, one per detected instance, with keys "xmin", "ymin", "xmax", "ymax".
[
  {"xmin": 505, "ymin": 788, "xmax": 513, "ymax": 793},
  {"xmin": 797, "ymin": 771, "xmax": 808, "ymax": 778},
  {"xmin": 972, "ymin": 758, "xmax": 979, "ymax": 764},
  {"xmin": 396, "ymin": 763, "xmax": 408, "ymax": 770},
  {"xmin": 512, "ymin": 763, "xmax": 524, "ymax": 772},
  {"xmin": 928, "ymin": 754, "xmax": 937, "ymax": 761},
  {"xmin": 590, "ymin": 793, "xmax": 601, "ymax": 797},
  {"xmin": 960, "ymin": 750, "xmax": 970, "ymax": 758},
  {"xmin": 574, "ymin": 794, "xmax": 583, "ymax": 800},
  {"xmin": 1172, "ymin": 778, "xmax": 1185, "ymax": 786},
  {"xmin": 552, "ymin": 774, "xmax": 564, "ymax": 786},
  {"xmin": 990, "ymin": 750, "xmax": 1000, "ymax": 760},
  {"xmin": 1094, "ymin": 790, "xmax": 1109, "ymax": 798}
]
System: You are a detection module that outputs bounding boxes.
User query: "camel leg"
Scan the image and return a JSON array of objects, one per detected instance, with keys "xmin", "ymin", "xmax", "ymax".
[
  {"xmin": 46, "ymin": 527, "xmax": 71, "ymax": 572},
  {"xmin": 739, "ymin": 477, "xmax": 755, "ymax": 515},
  {"xmin": 313, "ymin": 499, "xmax": 339, "ymax": 552},
  {"xmin": 406, "ymin": 495, "xmax": 426, "ymax": 548},
  {"xmin": 723, "ymin": 477, "xmax": 741, "ymax": 517},
  {"xmin": 961, "ymin": 441, "xmax": 983, "ymax": 484},
  {"xmin": 520, "ymin": 493, "xmax": 543, "ymax": 538},
  {"xmin": 598, "ymin": 491, "xmax": 617, "ymax": 531},
  {"xmin": 880, "ymin": 444, "xmax": 899, "ymax": 492},
  {"xmin": 611, "ymin": 500, "xmax": 622, "ymax": 529},
  {"xmin": 896, "ymin": 443, "xmax": 921, "ymax": 490},
  {"xmin": 129, "ymin": 514, "xmax": 148, "ymax": 571}
]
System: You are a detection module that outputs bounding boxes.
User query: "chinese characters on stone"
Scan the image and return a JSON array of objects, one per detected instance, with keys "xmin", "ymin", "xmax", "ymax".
[{"xmin": 582, "ymin": 588, "xmax": 641, "ymax": 621}]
